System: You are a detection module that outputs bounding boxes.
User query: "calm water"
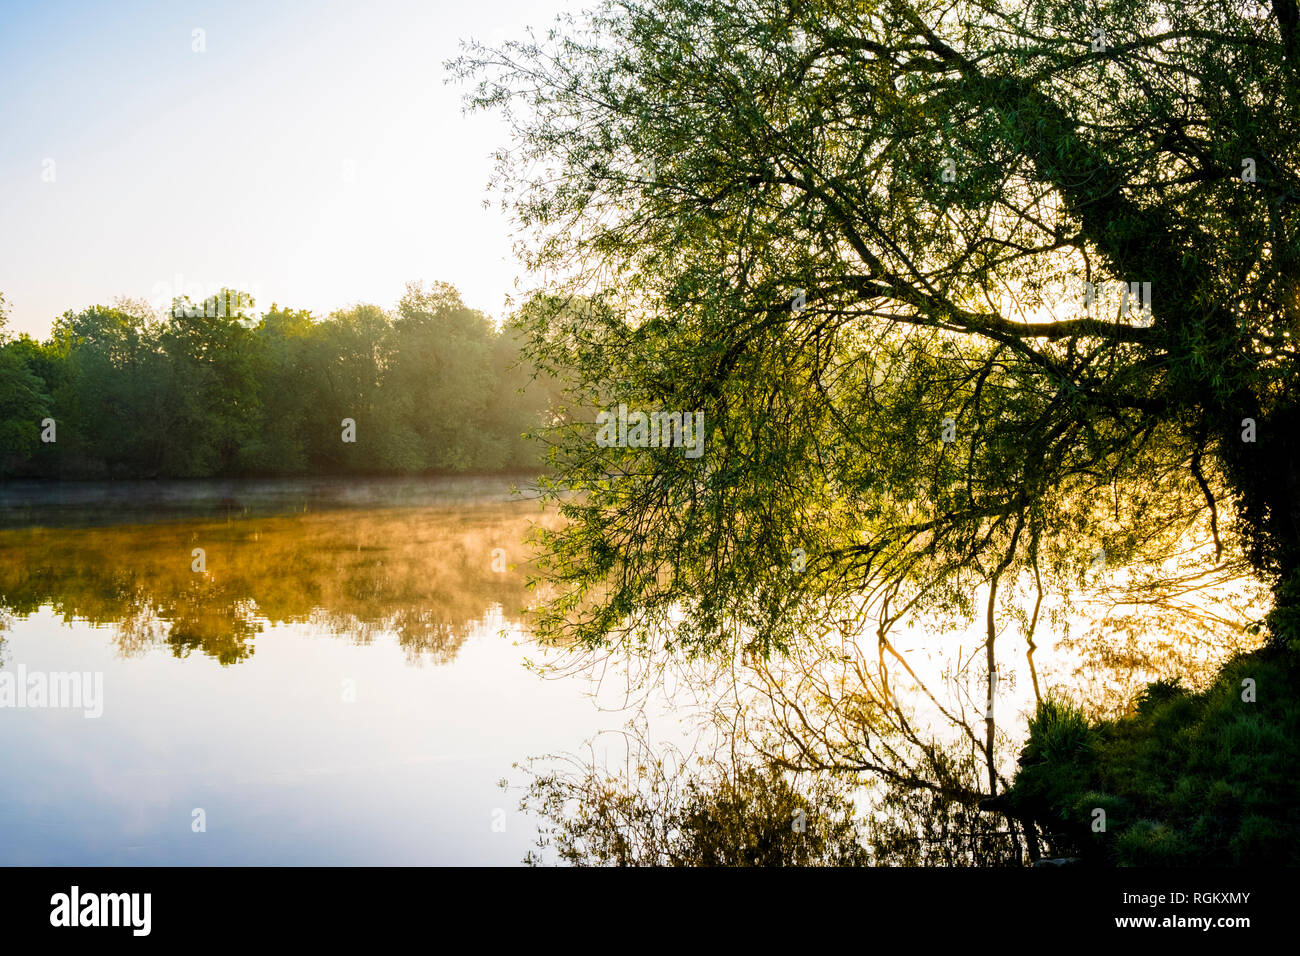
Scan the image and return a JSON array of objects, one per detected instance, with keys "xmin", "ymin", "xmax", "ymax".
[
  {"xmin": 0, "ymin": 477, "xmax": 660, "ymax": 865},
  {"xmin": 1, "ymin": 478, "xmax": 1244, "ymax": 866}
]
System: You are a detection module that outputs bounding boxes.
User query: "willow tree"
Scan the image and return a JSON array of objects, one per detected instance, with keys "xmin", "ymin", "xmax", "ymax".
[{"xmin": 455, "ymin": 0, "xmax": 1298, "ymax": 816}]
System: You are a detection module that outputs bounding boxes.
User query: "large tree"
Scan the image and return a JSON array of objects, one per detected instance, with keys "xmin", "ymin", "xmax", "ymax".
[{"xmin": 456, "ymin": 0, "xmax": 1298, "ymax": 838}]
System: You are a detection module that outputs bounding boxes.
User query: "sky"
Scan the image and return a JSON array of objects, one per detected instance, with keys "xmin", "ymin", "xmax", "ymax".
[{"xmin": 0, "ymin": 0, "xmax": 576, "ymax": 338}]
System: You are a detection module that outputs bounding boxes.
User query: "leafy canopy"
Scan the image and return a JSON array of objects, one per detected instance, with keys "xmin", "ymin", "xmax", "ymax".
[{"xmin": 455, "ymin": 0, "xmax": 1300, "ymax": 654}]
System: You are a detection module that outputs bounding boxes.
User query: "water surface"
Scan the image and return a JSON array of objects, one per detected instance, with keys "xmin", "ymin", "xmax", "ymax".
[{"xmin": 0, "ymin": 477, "xmax": 631, "ymax": 865}]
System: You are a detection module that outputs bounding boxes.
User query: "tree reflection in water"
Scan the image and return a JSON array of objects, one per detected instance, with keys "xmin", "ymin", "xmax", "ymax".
[{"xmin": 0, "ymin": 502, "xmax": 558, "ymax": 666}]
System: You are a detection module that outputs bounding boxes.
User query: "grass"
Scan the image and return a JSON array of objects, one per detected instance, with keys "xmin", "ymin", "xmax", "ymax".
[{"xmin": 1002, "ymin": 642, "xmax": 1300, "ymax": 865}]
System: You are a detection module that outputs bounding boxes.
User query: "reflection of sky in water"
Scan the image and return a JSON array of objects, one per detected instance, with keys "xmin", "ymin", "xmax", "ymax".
[
  {"xmin": 0, "ymin": 479, "xmax": 1261, "ymax": 863},
  {"xmin": 0, "ymin": 481, "xmax": 694, "ymax": 865},
  {"xmin": 0, "ymin": 606, "xmax": 674, "ymax": 865}
]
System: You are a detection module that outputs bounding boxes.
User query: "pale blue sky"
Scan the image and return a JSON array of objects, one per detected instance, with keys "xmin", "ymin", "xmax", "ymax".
[{"xmin": 0, "ymin": 0, "xmax": 573, "ymax": 337}]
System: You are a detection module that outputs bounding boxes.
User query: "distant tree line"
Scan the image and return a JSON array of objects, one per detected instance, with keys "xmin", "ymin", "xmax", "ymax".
[{"xmin": 0, "ymin": 283, "xmax": 558, "ymax": 478}]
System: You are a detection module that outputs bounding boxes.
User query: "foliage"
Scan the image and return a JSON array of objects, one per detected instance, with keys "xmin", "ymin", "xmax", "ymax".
[
  {"xmin": 1001, "ymin": 645, "xmax": 1300, "ymax": 865},
  {"xmin": 520, "ymin": 751, "xmax": 869, "ymax": 866},
  {"xmin": 454, "ymin": 0, "xmax": 1299, "ymax": 663},
  {"xmin": 864, "ymin": 743, "xmax": 1027, "ymax": 866},
  {"xmin": 455, "ymin": 0, "xmax": 1300, "ymax": 864},
  {"xmin": 0, "ymin": 284, "xmax": 559, "ymax": 478}
]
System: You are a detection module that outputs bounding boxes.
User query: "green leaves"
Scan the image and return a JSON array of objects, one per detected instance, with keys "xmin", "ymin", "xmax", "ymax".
[
  {"xmin": 0, "ymin": 285, "xmax": 556, "ymax": 479},
  {"xmin": 459, "ymin": 0, "xmax": 1300, "ymax": 660}
]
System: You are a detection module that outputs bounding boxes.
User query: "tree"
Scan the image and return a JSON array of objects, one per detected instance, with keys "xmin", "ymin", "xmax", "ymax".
[
  {"xmin": 306, "ymin": 303, "xmax": 394, "ymax": 472},
  {"xmin": 0, "ymin": 283, "xmax": 553, "ymax": 479},
  {"xmin": 0, "ymin": 344, "xmax": 50, "ymax": 473},
  {"xmin": 455, "ymin": 0, "xmax": 1299, "ymax": 850},
  {"xmin": 518, "ymin": 740, "xmax": 870, "ymax": 865},
  {"xmin": 157, "ymin": 289, "xmax": 263, "ymax": 476},
  {"xmin": 49, "ymin": 303, "xmax": 165, "ymax": 475},
  {"xmin": 485, "ymin": 311, "xmax": 566, "ymax": 469},
  {"xmin": 384, "ymin": 282, "xmax": 500, "ymax": 471},
  {"xmin": 240, "ymin": 304, "xmax": 318, "ymax": 474},
  {"xmin": 0, "ymin": 292, "xmax": 53, "ymax": 472}
]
